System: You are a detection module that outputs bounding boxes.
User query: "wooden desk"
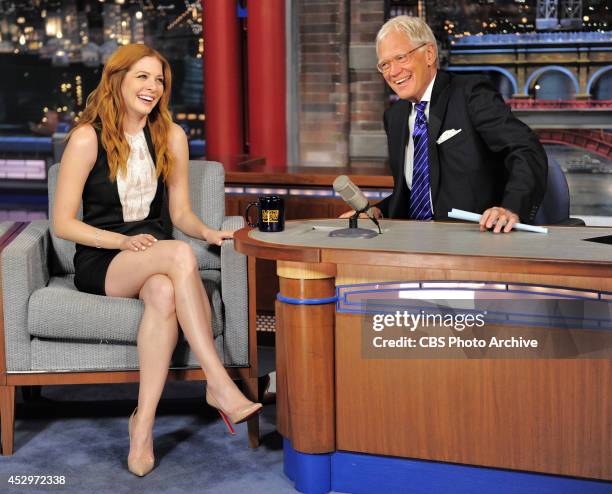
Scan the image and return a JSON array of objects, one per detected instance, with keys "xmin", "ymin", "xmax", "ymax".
[
  {"xmin": 235, "ymin": 219, "xmax": 611, "ymax": 492},
  {"xmin": 224, "ymin": 165, "xmax": 393, "ymax": 314}
]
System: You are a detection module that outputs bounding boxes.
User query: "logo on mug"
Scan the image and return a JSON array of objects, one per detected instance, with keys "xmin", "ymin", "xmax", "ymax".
[{"xmin": 262, "ymin": 210, "xmax": 279, "ymax": 223}]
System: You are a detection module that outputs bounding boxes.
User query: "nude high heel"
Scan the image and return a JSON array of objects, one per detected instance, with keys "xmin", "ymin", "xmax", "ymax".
[
  {"xmin": 128, "ymin": 408, "xmax": 155, "ymax": 477},
  {"xmin": 205, "ymin": 390, "xmax": 263, "ymax": 435}
]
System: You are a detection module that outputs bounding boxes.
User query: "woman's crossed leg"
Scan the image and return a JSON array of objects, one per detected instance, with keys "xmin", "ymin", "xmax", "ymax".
[{"xmin": 105, "ymin": 240, "xmax": 254, "ymax": 461}]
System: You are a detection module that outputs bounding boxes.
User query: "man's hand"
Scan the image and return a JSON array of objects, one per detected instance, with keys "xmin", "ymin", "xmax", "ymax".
[
  {"xmin": 480, "ymin": 207, "xmax": 518, "ymax": 233},
  {"xmin": 339, "ymin": 207, "xmax": 383, "ymax": 220}
]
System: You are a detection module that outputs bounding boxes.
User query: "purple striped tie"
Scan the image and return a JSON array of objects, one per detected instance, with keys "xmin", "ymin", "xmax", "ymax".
[{"xmin": 409, "ymin": 101, "xmax": 433, "ymax": 221}]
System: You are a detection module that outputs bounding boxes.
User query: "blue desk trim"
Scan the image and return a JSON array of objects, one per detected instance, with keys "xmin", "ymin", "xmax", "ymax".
[
  {"xmin": 284, "ymin": 438, "xmax": 331, "ymax": 494},
  {"xmin": 283, "ymin": 438, "xmax": 610, "ymax": 494},
  {"xmin": 276, "ymin": 293, "xmax": 338, "ymax": 305}
]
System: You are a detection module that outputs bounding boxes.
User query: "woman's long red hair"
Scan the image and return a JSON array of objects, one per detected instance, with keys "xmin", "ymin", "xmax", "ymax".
[{"xmin": 71, "ymin": 44, "xmax": 174, "ymax": 181}]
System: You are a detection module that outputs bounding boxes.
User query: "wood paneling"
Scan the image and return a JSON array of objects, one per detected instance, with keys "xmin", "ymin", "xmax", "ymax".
[
  {"xmin": 256, "ymin": 259, "xmax": 278, "ymax": 312},
  {"xmin": 276, "ymin": 268, "xmax": 336, "ymax": 454},
  {"xmin": 234, "ymin": 227, "xmax": 320, "ymax": 263},
  {"xmin": 0, "ymin": 385, "xmax": 15, "ymax": 455},
  {"xmin": 335, "ymin": 312, "xmax": 611, "ymax": 479},
  {"xmin": 336, "ymin": 265, "xmax": 612, "ymax": 292},
  {"xmin": 322, "ymin": 249, "xmax": 612, "ymax": 279},
  {"xmin": 225, "ymin": 165, "xmax": 393, "ymax": 188},
  {"xmin": 279, "ymin": 278, "xmax": 336, "ymax": 301},
  {"xmin": 280, "ymin": 301, "xmax": 336, "ymax": 453},
  {"xmin": 275, "ymin": 300, "xmax": 290, "ymax": 438},
  {"xmin": 277, "ymin": 261, "xmax": 336, "ymax": 280}
]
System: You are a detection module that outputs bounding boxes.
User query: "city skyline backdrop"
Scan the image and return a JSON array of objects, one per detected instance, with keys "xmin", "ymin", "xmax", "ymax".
[{"xmin": 0, "ymin": 1, "xmax": 609, "ymax": 218}]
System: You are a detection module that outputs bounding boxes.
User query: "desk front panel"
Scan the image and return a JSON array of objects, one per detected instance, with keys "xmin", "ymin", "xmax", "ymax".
[
  {"xmin": 236, "ymin": 224, "xmax": 611, "ymax": 480},
  {"xmin": 334, "ymin": 264, "xmax": 611, "ymax": 480}
]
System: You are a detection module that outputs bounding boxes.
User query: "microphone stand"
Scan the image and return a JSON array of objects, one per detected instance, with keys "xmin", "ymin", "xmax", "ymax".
[
  {"xmin": 364, "ymin": 209, "xmax": 382, "ymax": 235},
  {"xmin": 329, "ymin": 207, "xmax": 381, "ymax": 238}
]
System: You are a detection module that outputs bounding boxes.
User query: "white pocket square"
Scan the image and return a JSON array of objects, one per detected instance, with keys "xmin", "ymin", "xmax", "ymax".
[{"xmin": 436, "ymin": 128, "xmax": 462, "ymax": 145}]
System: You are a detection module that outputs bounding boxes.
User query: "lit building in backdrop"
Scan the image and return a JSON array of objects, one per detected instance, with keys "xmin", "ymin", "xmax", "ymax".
[{"xmin": 0, "ymin": 0, "xmax": 609, "ymax": 209}]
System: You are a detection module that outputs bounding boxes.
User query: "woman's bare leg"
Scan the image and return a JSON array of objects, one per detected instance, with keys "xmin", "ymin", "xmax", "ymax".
[
  {"xmin": 128, "ymin": 274, "xmax": 179, "ymax": 466},
  {"xmin": 105, "ymin": 240, "xmax": 254, "ymax": 413}
]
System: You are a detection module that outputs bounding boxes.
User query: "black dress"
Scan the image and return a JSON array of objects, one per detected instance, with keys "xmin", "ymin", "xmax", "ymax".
[{"xmin": 73, "ymin": 125, "xmax": 171, "ymax": 295}]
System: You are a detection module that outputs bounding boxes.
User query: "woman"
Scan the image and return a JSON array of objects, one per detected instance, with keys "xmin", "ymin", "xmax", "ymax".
[{"xmin": 53, "ymin": 44, "xmax": 261, "ymax": 477}]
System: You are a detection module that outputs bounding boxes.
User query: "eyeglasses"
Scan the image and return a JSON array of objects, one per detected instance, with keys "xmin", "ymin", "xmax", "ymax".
[{"xmin": 376, "ymin": 43, "xmax": 428, "ymax": 73}]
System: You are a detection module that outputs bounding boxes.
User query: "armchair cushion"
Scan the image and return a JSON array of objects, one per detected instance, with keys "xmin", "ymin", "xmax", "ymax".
[{"xmin": 28, "ymin": 271, "xmax": 223, "ymax": 343}]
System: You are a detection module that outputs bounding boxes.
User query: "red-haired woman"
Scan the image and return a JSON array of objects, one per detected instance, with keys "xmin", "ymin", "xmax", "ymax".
[{"xmin": 53, "ymin": 44, "xmax": 261, "ymax": 477}]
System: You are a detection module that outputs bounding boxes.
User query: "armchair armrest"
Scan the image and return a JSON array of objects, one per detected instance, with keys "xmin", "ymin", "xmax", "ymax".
[
  {"xmin": 220, "ymin": 216, "xmax": 248, "ymax": 366},
  {"xmin": 2, "ymin": 221, "xmax": 50, "ymax": 372}
]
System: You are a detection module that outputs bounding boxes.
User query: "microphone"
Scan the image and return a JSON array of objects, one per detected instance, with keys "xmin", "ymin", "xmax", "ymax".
[
  {"xmin": 333, "ymin": 175, "xmax": 381, "ymax": 231},
  {"xmin": 333, "ymin": 175, "xmax": 369, "ymax": 213},
  {"xmin": 331, "ymin": 175, "xmax": 381, "ymax": 238}
]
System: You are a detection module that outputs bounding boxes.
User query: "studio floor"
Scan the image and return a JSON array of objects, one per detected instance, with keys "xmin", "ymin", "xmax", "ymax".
[{"xmin": 0, "ymin": 348, "xmax": 323, "ymax": 494}]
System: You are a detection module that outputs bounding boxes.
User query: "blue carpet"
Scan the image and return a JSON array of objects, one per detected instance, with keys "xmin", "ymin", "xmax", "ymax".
[{"xmin": 0, "ymin": 381, "xmax": 303, "ymax": 494}]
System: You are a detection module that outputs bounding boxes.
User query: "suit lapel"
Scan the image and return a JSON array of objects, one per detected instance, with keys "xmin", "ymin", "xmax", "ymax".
[
  {"xmin": 391, "ymin": 100, "xmax": 412, "ymax": 214},
  {"xmin": 427, "ymin": 71, "xmax": 450, "ymax": 205}
]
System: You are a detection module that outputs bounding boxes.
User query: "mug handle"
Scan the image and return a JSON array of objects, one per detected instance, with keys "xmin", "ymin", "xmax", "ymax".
[{"xmin": 245, "ymin": 202, "xmax": 259, "ymax": 227}]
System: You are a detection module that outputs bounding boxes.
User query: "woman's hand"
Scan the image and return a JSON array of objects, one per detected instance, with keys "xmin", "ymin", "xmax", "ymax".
[
  {"xmin": 119, "ymin": 234, "xmax": 158, "ymax": 252},
  {"xmin": 205, "ymin": 229, "xmax": 235, "ymax": 246}
]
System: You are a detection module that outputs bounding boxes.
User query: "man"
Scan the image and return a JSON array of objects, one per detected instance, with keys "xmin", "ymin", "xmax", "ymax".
[{"xmin": 343, "ymin": 16, "xmax": 547, "ymax": 233}]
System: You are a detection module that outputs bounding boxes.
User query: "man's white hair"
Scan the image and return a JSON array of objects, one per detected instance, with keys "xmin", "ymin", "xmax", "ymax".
[{"xmin": 376, "ymin": 16, "xmax": 438, "ymax": 62}]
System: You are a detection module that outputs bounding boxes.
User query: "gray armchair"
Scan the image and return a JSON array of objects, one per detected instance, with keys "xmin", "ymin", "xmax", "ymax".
[{"xmin": 0, "ymin": 161, "xmax": 259, "ymax": 455}]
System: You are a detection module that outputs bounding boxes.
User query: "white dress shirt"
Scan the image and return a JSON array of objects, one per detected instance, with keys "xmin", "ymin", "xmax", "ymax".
[{"xmin": 404, "ymin": 75, "xmax": 436, "ymax": 212}]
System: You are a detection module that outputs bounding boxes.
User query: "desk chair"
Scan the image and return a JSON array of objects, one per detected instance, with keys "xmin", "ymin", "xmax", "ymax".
[{"xmin": 534, "ymin": 158, "xmax": 585, "ymax": 226}]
